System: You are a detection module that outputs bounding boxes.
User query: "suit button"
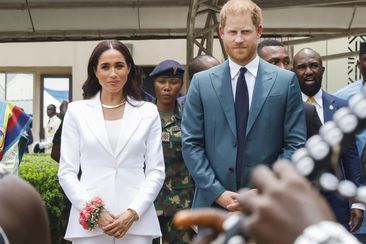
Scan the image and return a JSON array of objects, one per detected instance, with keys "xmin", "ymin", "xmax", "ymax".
[
  {"xmin": 233, "ymin": 142, "xmax": 237, "ymax": 147},
  {"xmin": 229, "ymin": 167, "xmax": 234, "ymax": 173}
]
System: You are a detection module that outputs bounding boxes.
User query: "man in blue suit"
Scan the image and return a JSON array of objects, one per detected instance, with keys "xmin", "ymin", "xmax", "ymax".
[
  {"xmin": 181, "ymin": 0, "xmax": 306, "ymax": 212},
  {"xmin": 293, "ymin": 47, "xmax": 364, "ymax": 232}
]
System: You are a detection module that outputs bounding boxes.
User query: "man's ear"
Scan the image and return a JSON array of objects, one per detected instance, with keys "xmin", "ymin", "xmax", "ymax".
[
  {"xmin": 219, "ymin": 25, "xmax": 224, "ymax": 39},
  {"xmin": 257, "ymin": 24, "xmax": 263, "ymax": 38}
]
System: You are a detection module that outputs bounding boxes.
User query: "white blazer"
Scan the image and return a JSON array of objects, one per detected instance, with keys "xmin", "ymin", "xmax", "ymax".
[{"xmin": 58, "ymin": 92, "xmax": 165, "ymax": 240}]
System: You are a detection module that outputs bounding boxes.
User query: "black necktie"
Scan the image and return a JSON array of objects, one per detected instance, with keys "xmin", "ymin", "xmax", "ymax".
[{"xmin": 235, "ymin": 67, "xmax": 249, "ymax": 188}]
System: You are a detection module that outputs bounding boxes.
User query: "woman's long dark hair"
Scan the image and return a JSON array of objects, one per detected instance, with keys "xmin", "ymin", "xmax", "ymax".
[{"xmin": 82, "ymin": 40, "xmax": 142, "ymax": 102}]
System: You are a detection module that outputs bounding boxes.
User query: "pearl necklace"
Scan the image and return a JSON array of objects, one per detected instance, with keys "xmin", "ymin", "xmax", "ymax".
[{"xmin": 101, "ymin": 101, "xmax": 126, "ymax": 109}]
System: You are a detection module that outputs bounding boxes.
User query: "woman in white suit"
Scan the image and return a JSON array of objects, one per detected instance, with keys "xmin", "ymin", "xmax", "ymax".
[{"xmin": 58, "ymin": 40, "xmax": 165, "ymax": 244}]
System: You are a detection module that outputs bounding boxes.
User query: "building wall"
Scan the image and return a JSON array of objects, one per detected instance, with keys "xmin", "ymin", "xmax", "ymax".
[
  {"xmin": 293, "ymin": 37, "xmax": 355, "ymax": 93},
  {"xmin": 0, "ymin": 38, "xmax": 356, "ymax": 144}
]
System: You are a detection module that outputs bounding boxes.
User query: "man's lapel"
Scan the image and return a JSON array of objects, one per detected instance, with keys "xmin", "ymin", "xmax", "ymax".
[
  {"xmin": 211, "ymin": 61, "xmax": 237, "ymax": 137},
  {"xmin": 246, "ymin": 60, "xmax": 276, "ymax": 135},
  {"xmin": 322, "ymin": 91, "xmax": 336, "ymax": 122}
]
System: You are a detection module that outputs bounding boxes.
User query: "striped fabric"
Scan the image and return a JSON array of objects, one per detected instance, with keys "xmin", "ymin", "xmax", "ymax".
[{"xmin": 0, "ymin": 101, "xmax": 32, "ymax": 161}]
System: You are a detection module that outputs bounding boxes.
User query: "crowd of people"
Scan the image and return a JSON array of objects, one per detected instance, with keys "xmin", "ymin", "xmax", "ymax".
[{"xmin": 2, "ymin": 0, "xmax": 366, "ymax": 243}]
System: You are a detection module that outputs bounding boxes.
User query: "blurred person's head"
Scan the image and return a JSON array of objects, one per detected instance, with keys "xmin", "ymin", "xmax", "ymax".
[
  {"xmin": 58, "ymin": 101, "xmax": 68, "ymax": 119},
  {"xmin": 188, "ymin": 55, "xmax": 220, "ymax": 80},
  {"xmin": 258, "ymin": 39, "xmax": 291, "ymax": 70},
  {"xmin": 0, "ymin": 170, "xmax": 50, "ymax": 244}
]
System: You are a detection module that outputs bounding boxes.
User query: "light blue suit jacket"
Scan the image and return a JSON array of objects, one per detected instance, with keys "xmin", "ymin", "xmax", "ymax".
[
  {"xmin": 181, "ymin": 59, "xmax": 306, "ymax": 208},
  {"xmin": 334, "ymin": 80, "xmax": 366, "ymax": 157}
]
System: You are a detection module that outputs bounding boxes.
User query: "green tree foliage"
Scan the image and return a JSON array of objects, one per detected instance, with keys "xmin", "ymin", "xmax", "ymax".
[{"xmin": 19, "ymin": 154, "xmax": 68, "ymax": 244}]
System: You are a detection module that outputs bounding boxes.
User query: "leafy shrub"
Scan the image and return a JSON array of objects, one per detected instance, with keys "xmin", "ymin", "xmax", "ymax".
[{"xmin": 19, "ymin": 154, "xmax": 68, "ymax": 244}]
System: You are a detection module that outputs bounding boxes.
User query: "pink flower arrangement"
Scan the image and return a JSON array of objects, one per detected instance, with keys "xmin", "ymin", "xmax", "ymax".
[{"xmin": 79, "ymin": 196, "xmax": 104, "ymax": 231}]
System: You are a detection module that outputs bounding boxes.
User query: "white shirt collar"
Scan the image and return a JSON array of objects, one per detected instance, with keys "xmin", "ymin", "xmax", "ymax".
[
  {"xmin": 302, "ymin": 90, "xmax": 322, "ymax": 105},
  {"xmin": 229, "ymin": 55, "xmax": 259, "ymax": 79},
  {"xmin": 302, "ymin": 89, "xmax": 324, "ymax": 124},
  {"xmin": 302, "ymin": 89, "xmax": 323, "ymax": 108}
]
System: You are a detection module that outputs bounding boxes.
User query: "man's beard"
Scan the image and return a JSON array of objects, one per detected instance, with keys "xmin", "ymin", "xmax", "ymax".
[{"xmin": 300, "ymin": 81, "xmax": 322, "ymax": 97}]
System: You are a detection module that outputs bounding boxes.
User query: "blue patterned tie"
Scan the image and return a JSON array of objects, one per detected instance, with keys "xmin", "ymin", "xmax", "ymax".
[{"xmin": 235, "ymin": 67, "xmax": 249, "ymax": 188}]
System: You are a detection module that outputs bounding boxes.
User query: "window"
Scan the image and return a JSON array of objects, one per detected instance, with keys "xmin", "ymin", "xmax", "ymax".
[
  {"xmin": 40, "ymin": 75, "xmax": 72, "ymax": 138},
  {"xmin": 0, "ymin": 72, "xmax": 34, "ymax": 115}
]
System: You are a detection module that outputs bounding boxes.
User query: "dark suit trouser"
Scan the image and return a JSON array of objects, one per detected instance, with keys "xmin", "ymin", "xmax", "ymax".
[{"xmin": 322, "ymin": 191, "xmax": 350, "ymax": 230}]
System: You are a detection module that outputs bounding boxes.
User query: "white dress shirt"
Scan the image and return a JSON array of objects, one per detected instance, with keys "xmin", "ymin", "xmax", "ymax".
[
  {"xmin": 229, "ymin": 55, "xmax": 259, "ymax": 108},
  {"xmin": 105, "ymin": 118, "xmax": 123, "ymax": 154},
  {"xmin": 302, "ymin": 90, "xmax": 324, "ymax": 124}
]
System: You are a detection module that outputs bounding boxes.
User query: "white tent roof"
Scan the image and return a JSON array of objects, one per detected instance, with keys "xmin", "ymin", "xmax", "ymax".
[{"xmin": 0, "ymin": 0, "xmax": 366, "ymax": 42}]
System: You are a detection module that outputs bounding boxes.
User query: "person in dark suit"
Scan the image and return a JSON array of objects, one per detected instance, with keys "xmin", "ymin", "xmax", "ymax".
[
  {"xmin": 257, "ymin": 39, "xmax": 322, "ymax": 138},
  {"xmin": 303, "ymin": 103, "xmax": 322, "ymax": 138},
  {"xmin": 173, "ymin": 161, "xmax": 361, "ymax": 244},
  {"xmin": 51, "ymin": 100, "xmax": 68, "ymax": 163},
  {"xmin": 182, "ymin": 0, "xmax": 306, "ymax": 212},
  {"xmin": 293, "ymin": 47, "xmax": 364, "ymax": 232}
]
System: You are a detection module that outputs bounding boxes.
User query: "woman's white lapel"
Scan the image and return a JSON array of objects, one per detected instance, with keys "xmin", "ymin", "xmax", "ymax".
[{"xmin": 84, "ymin": 93, "xmax": 143, "ymax": 158}]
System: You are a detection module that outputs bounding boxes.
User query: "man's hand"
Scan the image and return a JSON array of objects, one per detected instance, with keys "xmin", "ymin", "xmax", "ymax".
[
  {"xmin": 349, "ymin": 209, "xmax": 364, "ymax": 232},
  {"xmin": 216, "ymin": 191, "xmax": 240, "ymax": 211},
  {"xmin": 228, "ymin": 189, "xmax": 258, "ymax": 212}
]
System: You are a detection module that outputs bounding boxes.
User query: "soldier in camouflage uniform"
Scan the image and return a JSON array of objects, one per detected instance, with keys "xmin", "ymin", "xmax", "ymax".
[{"xmin": 150, "ymin": 60, "xmax": 195, "ymax": 244}]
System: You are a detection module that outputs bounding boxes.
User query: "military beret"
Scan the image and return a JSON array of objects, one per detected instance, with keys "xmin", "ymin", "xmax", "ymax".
[{"xmin": 149, "ymin": 60, "xmax": 185, "ymax": 79}]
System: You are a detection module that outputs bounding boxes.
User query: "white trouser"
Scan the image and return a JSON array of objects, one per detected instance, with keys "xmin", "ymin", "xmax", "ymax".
[{"xmin": 71, "ymin": 234, "xmax": 153, "ymax": 244}]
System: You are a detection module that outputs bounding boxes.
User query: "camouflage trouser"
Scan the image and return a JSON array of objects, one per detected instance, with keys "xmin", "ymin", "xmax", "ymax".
[{"xmin": 153, "ymin": 216, "xmax": 195, "ymax": 244}]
